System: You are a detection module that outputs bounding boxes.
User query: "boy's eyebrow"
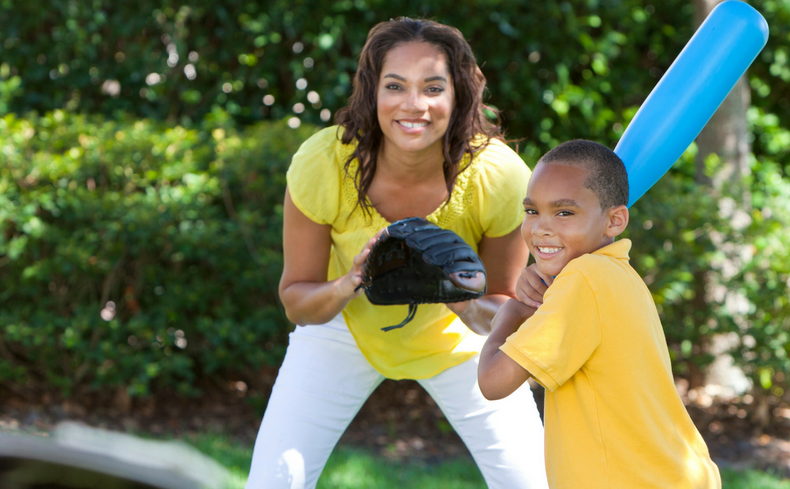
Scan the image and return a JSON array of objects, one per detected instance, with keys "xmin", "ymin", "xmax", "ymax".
[
  {"xmin": 522, "ymin": 197, "xmax": 581, "ymax": 207},
  {"xmin": 551, "ymin": 199, "xmax": 581, "ymax": 207},
  {"xmin": 383, "ymin": 74, "xmax": 448, "ymax": 83}
]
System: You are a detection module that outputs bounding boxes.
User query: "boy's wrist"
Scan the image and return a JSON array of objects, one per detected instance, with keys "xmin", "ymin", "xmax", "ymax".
[{"xmin": 492, "ymin": 299, "xmax": 536, "ymax": 336}]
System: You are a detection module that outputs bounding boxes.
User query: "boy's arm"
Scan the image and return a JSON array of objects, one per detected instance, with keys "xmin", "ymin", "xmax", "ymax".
[{"xmin": 478, "ymin": 298, "xmax": 536, "ymax": 400}]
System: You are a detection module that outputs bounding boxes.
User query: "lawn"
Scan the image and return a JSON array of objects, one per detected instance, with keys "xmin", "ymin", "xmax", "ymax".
[{"xmin": 185, "ymin": 432, "xmax": 790, "ymax": 489}]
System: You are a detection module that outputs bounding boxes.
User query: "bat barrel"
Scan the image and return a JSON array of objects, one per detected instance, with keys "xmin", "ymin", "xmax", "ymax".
[{"xmin": 615, "ymin": 0, "xmax": 769, "ymax": 207}]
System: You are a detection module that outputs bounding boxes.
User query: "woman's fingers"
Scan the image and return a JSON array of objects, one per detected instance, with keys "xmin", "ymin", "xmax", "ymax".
[{"xmin": 343, "ymin": 231, "xmax": 385, "ymax": 299}]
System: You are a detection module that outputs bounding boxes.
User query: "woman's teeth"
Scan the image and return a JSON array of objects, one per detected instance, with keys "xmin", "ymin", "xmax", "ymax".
[{"xmin": 400, "ymin": 121, "xmax": 428, "ymax": 128}]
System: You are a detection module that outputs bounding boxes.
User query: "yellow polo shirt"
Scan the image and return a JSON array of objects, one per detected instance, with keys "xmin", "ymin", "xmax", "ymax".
[
  {"xmin": 287, "ymin": 126, "xmax": 530, "ymax": 379},
  {"xmin": 501, "ymin": 240, "xmax": 720, "ymax": 489}
]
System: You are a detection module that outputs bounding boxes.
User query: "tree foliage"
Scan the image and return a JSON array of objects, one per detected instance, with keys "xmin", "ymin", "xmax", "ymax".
[
  {"xmin": 1, "ymin": 0, "xmax": 789, "ymax": 400},
  {"xmin": 0, "ymin": 111, "xmax": 315, "ymax": 398}
]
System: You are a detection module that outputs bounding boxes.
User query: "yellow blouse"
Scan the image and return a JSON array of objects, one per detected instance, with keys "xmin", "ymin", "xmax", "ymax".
[{"xmin": 286, "ymin": 126, "xmax": 530, "ymax": 379}]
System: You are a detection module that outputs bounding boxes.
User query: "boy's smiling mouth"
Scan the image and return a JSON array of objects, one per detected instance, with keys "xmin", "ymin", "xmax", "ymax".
[{"xmin": 536, "ymin": 246, "xmax": 562, "ymax": 255}]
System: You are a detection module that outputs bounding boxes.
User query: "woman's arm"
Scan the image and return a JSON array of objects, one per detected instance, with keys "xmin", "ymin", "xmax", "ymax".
[
  {"xmin": 478, "ymin": 298, "xmax": 535, "ymax": 400},
  {"xmin": 447, "ymin": 225, "xmax": 530, "ymax": 335},
  {"xmin": 278, "ymin": 188, "xmax": 378, "ymax": 325}
]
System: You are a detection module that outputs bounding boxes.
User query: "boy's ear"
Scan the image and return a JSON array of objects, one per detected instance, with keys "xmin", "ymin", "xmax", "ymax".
[{"xmin": 604, "ymin": 205, "xmax": 629, "ymax": 238}]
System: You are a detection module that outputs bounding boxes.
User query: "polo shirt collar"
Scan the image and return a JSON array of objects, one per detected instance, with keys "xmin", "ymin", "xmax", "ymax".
[{"xmin": 592, "ymin": 239, "xmax": 631, "ymax": 261}]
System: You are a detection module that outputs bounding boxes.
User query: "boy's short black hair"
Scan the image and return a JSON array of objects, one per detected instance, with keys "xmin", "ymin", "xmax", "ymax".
[{"xmin": 538, "ymin": 139, "xmax": 629, "ymax": 209}]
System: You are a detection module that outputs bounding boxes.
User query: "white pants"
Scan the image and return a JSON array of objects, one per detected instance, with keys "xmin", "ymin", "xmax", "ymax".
[{"xmin": 245, "ymin": 315, "xmax": 548, "ymax": 489}]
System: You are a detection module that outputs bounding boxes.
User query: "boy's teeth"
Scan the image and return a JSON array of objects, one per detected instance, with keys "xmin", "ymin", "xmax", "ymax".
[
  {"xmin": 538, "ymin": 246, "xmax": 561, "ymax": 254},
  {"xmin": 400, "ymin": 121, "xmax": 428, "ymax": 128}
]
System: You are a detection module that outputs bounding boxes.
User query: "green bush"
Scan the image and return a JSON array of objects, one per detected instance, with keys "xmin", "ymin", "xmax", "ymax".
[
  {"xmin": 1, "ymin": 0, "xmax": 787, "ymax": 171},
  {"xmin": 0, "ymin": 110, "xmax": 317, "ymax": 398},
  {"xmin": 1, "ymin": 0, "xmax": 789, "ymax": 401},
  {"xmin": 2, "ymin": 107, "xmax": 790, "ymax": 400},
  {"xmin": 0, "ymin": 0, "xmax": 693, "ymax": 146}
]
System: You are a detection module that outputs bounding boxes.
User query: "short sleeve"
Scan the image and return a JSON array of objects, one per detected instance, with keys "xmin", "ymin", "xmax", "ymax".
[
  {"xmin": 500, "ymin": 269, "xmax": 601, "ymax": 392},
  {"xmin": 286, "ymin": 126, "xmax": 343, "ymax": 226},
  {"xmin": 476, "ymin": 140, "xmax": 530, "ymax": 238}
]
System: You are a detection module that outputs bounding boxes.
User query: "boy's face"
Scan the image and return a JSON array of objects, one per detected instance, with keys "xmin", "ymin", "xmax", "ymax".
[{"xmin": 521, "ymin": 162, "xmax": 617, "ymax": 277}]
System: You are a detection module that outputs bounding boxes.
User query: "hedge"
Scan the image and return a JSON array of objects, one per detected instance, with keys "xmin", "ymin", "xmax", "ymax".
[
  {"xmin": 2, "ymin": 110, "xmax": 790, "ymax": 402},
  {"xmin": 0, "ymin": 110, "xmax": 317, "ymax": 399}
]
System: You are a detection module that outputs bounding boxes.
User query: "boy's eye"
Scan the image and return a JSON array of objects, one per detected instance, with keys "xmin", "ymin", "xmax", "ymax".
[
  {"xmin": 557, "ymin": 210, "xmax": 573, "ymax": 217},
  {"xmin": 524, "ymin": 208, "xmax": 537, "ymax": 215}
]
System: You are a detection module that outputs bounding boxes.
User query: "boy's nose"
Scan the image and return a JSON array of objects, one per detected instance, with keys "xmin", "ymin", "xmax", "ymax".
[{"xmin": 531, "ymin": 218, "xmax": 553, "ymax": 237}]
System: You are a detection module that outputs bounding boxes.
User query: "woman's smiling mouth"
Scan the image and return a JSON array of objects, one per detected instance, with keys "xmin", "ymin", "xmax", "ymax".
[{"xmin": 398, "ymin": 120, "xmax": 429, "ymax": 129}]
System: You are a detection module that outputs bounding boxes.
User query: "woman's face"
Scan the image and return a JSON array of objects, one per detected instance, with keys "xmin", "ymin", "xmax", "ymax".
[{"xmin": 376, "ymin": 41, "xmax": 455, "ymax": 158}]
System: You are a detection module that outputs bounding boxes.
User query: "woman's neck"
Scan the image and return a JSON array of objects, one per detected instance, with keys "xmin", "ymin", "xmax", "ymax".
[{"xmin": 376, "ymin": 140, "xmax": 448, "ymax": 185}]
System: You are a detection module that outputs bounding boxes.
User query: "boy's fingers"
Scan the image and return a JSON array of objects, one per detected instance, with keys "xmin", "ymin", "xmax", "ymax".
[
  {"xmin": 516, "ymin": 289, "xmax": 542, "ymax": 309},
  {"xmin": 522, "ymin": 268, "xmax": 548, "ymax": 295},
  {"xmin": 537, "ymin": 270, "xmax": 554, "ymax": 287},
  {"xmin": 516, "ymin": 281, "xmax": 544, "ymax": 305}
]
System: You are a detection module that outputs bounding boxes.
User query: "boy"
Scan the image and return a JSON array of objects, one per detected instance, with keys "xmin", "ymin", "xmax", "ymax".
[{"xmin": 478, "ymin": 140, "xmax": 721, "ymax": 488}]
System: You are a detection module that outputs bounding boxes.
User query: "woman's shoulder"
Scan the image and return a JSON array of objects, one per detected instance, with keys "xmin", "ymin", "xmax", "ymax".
[
  {"xmin": 294, "ymin": 125, "xmax": 350, "ymax": 161},
  {"xmin": 470, "ymin": 137, "xmax": 530, "ymax": 187},
  {"xmin": 287, "ymin": 126, "xmax": 354, "ymax": 224},
  {"xmin": 290, "ymin": 125, "xmax": 357, "ymax": 179},
  {"xmin": 473, "ymin": 137, "xmax": 526, "ymax": 168}
]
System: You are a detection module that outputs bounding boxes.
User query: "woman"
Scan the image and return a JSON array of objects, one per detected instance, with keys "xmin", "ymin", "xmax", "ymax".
[{"xmin": 246, "ymin": 18, "xmax": 547, "ymax": 489}]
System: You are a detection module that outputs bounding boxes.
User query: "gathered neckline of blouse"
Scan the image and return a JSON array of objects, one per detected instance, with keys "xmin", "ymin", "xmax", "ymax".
[{"xmin": 335, "ymin": 139, "xmax": 480, "ymax": 230}]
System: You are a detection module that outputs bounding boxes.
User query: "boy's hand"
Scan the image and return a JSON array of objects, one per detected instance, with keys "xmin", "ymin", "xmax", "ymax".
[
  {"xmin": 478, "ymin": 298, "xmax": 536, "ymax": 400},
  {"xmin": 494, "ymin": 297, "xmax": 536, "ymax": 328},
  {"xmin": 516, "ymin": 264, "xmax": 554, "ymax": 308}
]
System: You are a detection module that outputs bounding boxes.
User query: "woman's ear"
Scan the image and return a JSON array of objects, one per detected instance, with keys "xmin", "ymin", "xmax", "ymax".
[{"xmin": 605, "ymin": 205, "xmax": 629, "ymax": 238}]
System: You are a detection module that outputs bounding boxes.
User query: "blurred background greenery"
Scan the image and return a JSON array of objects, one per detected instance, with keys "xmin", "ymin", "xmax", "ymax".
[{"xmin": 1, "ymin": 0, "xmax": 789, "ymax": 421}]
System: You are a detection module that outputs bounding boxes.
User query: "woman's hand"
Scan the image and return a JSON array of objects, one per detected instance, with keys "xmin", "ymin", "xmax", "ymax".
[
  {"xmin": 446, "ymin": 300, "xmax": 471, "ymax": 315},
  {"xmin": 447, "ymin": 227, "xmax": 529, "ymax": 335},
  {"xmin": 280, "ymin": 188, "xmax": 387, "ymax": 325},
  {"xmin": 515, "ymin": 264, "xmax": 553, "ymax": 308},
  {"xmin": 336, "ymin": 232, "xmax": 384, "ymax": 301}
]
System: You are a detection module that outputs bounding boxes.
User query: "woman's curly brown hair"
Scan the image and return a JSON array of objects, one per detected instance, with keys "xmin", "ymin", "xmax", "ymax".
[{"xmin": 335, "ymin": 17, "xmax": 503, "ymax": 217}]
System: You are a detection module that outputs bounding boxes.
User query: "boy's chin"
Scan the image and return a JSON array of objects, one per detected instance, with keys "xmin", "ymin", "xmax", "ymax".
[{"xmin": 536, "ymin": 262, "xmax": 565, "ymax": 278}]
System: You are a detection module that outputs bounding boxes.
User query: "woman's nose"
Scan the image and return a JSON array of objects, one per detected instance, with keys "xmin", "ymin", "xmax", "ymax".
[{"xmin": 403, "ymin": 89, "xmax": 428, "ymax": 112}]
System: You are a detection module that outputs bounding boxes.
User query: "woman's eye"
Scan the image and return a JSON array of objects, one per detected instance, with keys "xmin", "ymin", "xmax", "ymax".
[
  {"xmin": 427, "ymin": 86, "xmax": 444, "ymax": 93},
  {"xmin": 386, "ymin": 84, "xmax": 402, "ymax": 90}
]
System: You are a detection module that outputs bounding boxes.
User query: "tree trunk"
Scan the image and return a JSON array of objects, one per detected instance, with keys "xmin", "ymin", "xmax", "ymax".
[
  {"xmin": 691, "ymin": 0, "xmax": 752, "ymax": 397},
  {"xmin": 693, "ymin": 0, "xmax": 751, "ymax": 191}
]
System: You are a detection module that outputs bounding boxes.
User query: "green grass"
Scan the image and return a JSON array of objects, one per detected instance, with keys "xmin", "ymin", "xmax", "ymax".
[
  {"xmin": 721, "ymin": 468, "xmax": 790, "ymax": 489},
  {"xmin": 184, "ymin": 432, "xmax": 790, "ymax": 489},
  {"xmin": 184, "ymin": 432, "xmax": 486, "ymax": 489}
]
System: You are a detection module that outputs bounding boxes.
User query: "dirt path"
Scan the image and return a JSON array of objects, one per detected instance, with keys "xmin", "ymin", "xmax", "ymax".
[{"xmin": 1, "ymin": 378, "xmax": 788, "ymax": 476}]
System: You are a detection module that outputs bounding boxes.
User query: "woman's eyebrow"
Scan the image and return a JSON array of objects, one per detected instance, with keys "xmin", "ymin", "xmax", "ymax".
[{"xmin": 382, "ymin": 74, "xmax": 448, "ymax": 83}]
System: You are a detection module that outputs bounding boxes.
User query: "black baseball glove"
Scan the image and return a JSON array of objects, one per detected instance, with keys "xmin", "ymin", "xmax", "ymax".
[{"xmin": 356, "ymin": 217, "xmax": 487, "ymax": 331}]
